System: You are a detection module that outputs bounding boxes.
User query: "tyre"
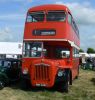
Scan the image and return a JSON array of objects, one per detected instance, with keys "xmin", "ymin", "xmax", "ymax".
[
  {"xmin": 20, "ymin": 79, "xmax": 27, "ymax": 90},
  {"xmin": 20, "ymin": 78, "xmax": 31, "ymax": 90},
  {"xmin": 75, "ymin": 66, "xmax": 79, "ymax": 79},
  {"xmin": 0, "ymin": 81, "xmax": 4, "ymax": 90},
  {"xmin": 63, "ymin": 79, "xmax": 69, "ymax": 93},
  {"xmin": 58, "ymin": 71, "xmax": 69, "ymax": 93},
  {"xmin": 58, "ymin": 79, "xmax": 69, "ymax": 93},
  {"xmin": 69, "ymin": 71, "xmax": 72, "ymax": 85}
]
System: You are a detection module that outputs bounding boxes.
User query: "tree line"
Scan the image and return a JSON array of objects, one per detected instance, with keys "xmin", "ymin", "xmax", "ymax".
[{"xmin": 79, "ymin": 48, "xmax": 95, "ymax": 53}]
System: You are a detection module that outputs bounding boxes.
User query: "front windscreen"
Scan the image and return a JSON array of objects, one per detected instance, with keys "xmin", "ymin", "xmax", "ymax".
[
  {"xmin": 26, "ymin": 11, "xmax": 44, "ymax": 22},
  {"xmin": 44, "ymin": 45, "xmax": 70, "ymax": 59},
  {"xmin": 46, "ymin": 11, "xmax": 66, "ymax": 21},
  {"xmin": 23, "ymin": 42, "xmax": 42, "ymax": 57}
]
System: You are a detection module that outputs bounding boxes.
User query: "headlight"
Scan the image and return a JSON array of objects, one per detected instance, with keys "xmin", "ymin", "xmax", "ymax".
[
  {"xmin": 57, "ymin": 70, "xmax": 64, "ymax": 77},
  {"xmin": 23, "ymin": 68, "xmax": 28, "ymax": 75}
]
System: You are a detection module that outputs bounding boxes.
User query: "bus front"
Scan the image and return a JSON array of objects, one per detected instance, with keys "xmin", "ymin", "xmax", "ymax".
[{"xmin": 22, "ymin": 5, "xmax": 73, "ymax": 92}]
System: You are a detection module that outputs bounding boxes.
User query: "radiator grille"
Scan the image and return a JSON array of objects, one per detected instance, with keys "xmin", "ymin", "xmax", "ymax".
[{"xmin": 34, "ymin": 64, "xmax": 50, "ymax": 80}]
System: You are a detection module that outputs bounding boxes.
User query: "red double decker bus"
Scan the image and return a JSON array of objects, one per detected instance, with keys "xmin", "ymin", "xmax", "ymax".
[{"xmin": 22, "ymin": 4, "xmax": 80, "ymax": 92}]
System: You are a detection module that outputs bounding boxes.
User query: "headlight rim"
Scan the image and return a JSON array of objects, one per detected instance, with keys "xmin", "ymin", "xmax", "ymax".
[
  {"xmin": 57, "ymin": 69, "xmax": 64, "ymax": 77},
  {"xmin": 22, "ymin": 68, "xmax": 28, "ymax": 75}
]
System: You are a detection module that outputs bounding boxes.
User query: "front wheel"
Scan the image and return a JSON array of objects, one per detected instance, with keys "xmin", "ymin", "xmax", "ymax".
[
  {"xmin": 63, "ymin": 79, "xmax": 69, "ymax": 92},
  {"xmin": 58, "ymin": 79, "xmax": 69, "ymax": 93},
  {"xmin": 20, "ymin": 78, "xmax": 31, "ymax": 90},
  {"xmin": 58, "ymin": 71, "xmax": 69, "ymax": 93},
  {"xmin": 0, "ymin": 81, "xmax": 5, "ymax": 90}
]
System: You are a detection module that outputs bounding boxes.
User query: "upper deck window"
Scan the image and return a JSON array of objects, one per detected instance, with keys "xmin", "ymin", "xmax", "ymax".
[
  {"xmin": 68, "ymin": 13, "xmax": 72, "ymax": 24},
  {"xmin": 46, "ymin": 11, "xmax": 66, "ymax": 22},
  {"xmin": 26, "ymin": 11, "xmax": 44, "ymax": 22}
]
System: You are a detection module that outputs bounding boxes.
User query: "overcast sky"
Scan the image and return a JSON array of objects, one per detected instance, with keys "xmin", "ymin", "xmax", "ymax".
[{"xmin": 0, "ymin": 0, "xmax": 95, "ymax": 51}]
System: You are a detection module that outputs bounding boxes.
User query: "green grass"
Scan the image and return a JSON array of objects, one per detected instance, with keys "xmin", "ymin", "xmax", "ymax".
[{"xmin": 0, "ymin": 69, "xmax": 95, "ymax": 100}]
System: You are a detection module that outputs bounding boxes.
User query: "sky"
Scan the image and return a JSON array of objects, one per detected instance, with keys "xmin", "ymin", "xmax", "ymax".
[{"xmin": 0, "ymin": 0, "xmax": 95, "ymax": 51}]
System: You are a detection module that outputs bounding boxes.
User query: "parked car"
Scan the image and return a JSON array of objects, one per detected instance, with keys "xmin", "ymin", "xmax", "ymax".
[{"xmin": 0, "ymin": 58, "xmax": 21, "ymax": 89}]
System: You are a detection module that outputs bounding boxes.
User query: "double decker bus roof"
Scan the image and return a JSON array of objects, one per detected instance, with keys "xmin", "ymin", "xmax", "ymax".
[
  {"xmin": 28, "ymin": 4, "xmax": 70, "ymax": 12},
  {"xmin": 25, "ymin": 4, "xmax": 80, "ymax": 49}
]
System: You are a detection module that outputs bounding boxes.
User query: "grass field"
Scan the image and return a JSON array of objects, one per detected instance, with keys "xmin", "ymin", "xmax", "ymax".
[{"xmin": 0, "ymin": 69, "xmax": 95, "ymax": 100}]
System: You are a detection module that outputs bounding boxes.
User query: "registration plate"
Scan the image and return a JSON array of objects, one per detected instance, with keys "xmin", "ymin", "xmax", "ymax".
[{"xmin": 36, "ymin": 84, "xmax": 46, "ymax": 87}]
